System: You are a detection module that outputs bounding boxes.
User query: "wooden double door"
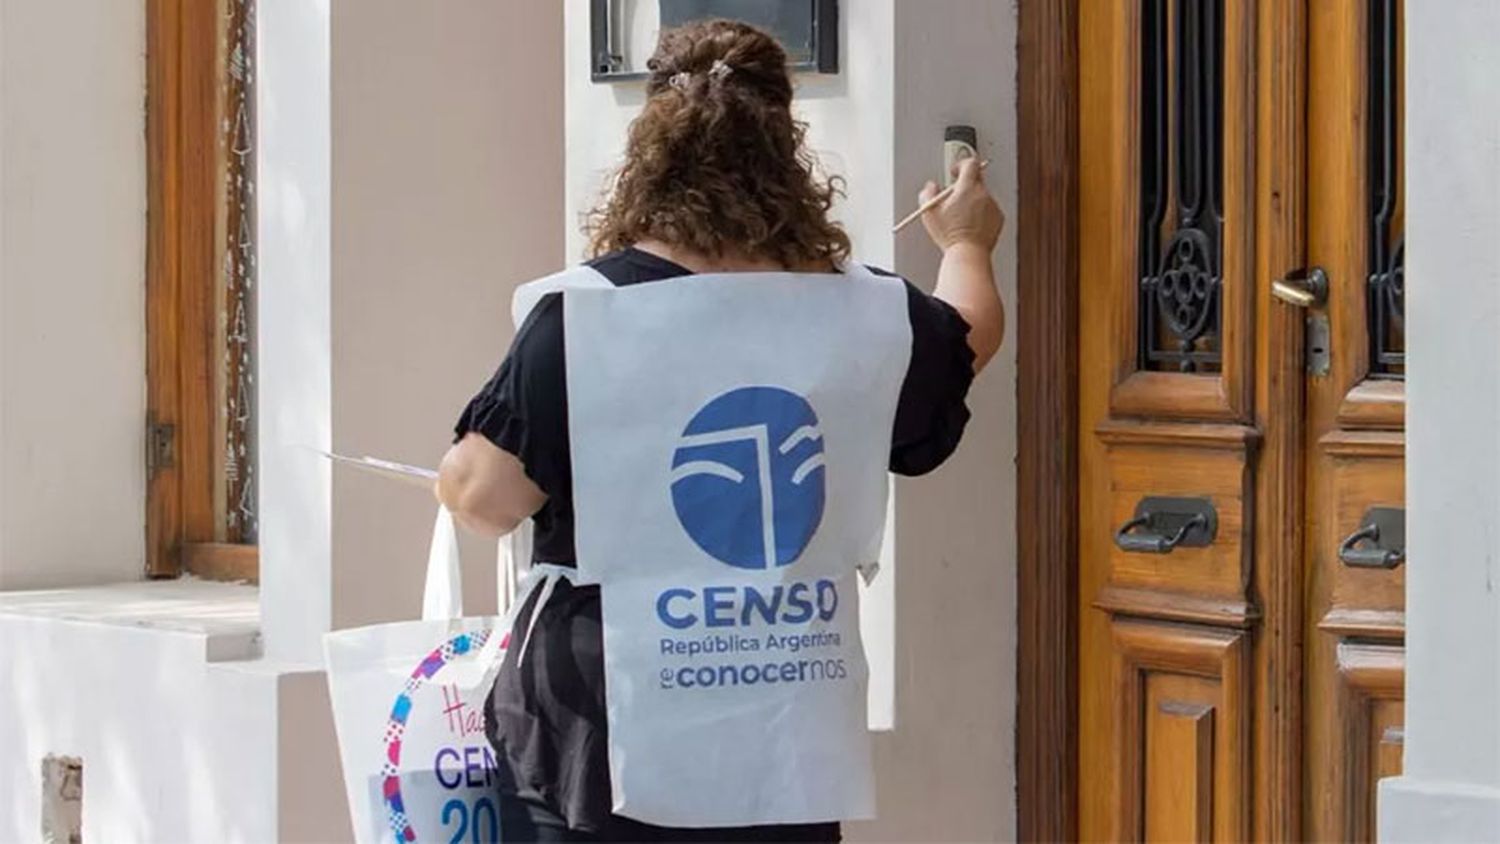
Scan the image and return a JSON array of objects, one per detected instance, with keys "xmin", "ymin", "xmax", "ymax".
[{"xmin": 1076, "ymin": 0, "xmax": 1407, "ymax": 839}]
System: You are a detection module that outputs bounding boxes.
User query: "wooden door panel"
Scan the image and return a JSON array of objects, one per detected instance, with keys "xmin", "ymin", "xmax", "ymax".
[
  {"xmin": 1309, "ymin": 0, "xmax": 1406, "ymax": 435},
  {"xmin": 1079, "ymin": 0, "xmax": 1267, "ymax": 838},
  {"xmin": 1144, "ymin": 684, "xmax": 1215, "ymax": 842},
  {"xmin": 1247, "ymin": 1, "xmax": 1307, "ymax": 837},
  {"xmin": 1096, "ymin": 425, "xmax": 1253, "ymax": 624},
  {"xmin": 1079, "ymin": 0, "xmax": 1405, "ymax": 837},
  {"xmin": 1339, "ymin": 378, "xmax": 1404, "ymax": 431},
  {"xmin": 1096, "ymin": 0, "xmax": 1256, "ymax": 423},
  {"xmin": 1305, "ymin": 0, "xmax": 1408, "ymax": 840},
  {"xmin": 1337, "ymin": 643, "xmax": 1406, "ymax": 842},
  {"xmin": 1307, "ymin": 435, "xmax": 1407, "ymax": 840},
  {"xmin": 1319, "ymin": 433, "xmax": 1405, "ymax": 634},
  {"xmin": 1113, "ymin": 620, "xmax": 1250, "ymax": 842}
]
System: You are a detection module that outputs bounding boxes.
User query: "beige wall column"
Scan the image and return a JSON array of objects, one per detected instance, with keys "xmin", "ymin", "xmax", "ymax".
[{"xmin": 258, "ymin": 0, "xmax": 565, "ymax": 660}]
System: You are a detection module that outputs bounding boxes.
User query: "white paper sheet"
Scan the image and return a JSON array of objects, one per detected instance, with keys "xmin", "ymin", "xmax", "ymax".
[{"xmin": 318, "ymin": 451, "xmax": 437, "ymax": 489}]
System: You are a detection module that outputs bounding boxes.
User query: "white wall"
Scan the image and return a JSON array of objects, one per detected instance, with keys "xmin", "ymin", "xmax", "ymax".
[
  {"xmin": 564, "ymin": 1, "xmax": 644, "ymax": 262},
  {"xmin": 0, "ymin": 0, "xmax": 147, "ymax": 589},
  {"xmin": 563, "ymin": 2, "xmax": 1017, "ymax": 838},
  {"xmin": 0, "ymin": 610, "xmax": 279, "ymax": 841},
  {"xmin": 258, "ymin": 0, "xmax": 566, "ymax": 660},
  {"xmin": 258, "ymin": 0, "xmax": 334, "ymax": 664},
  {"xmin": 1379, "ymin": 1, "xmax": 1500, "ymax": 838},
  {"xmin": 0, "ymin": 609, "xmax": 348, "ymax": 842},
  {"xmin": 871, "ymin": 3, "xmax": 1017, "ymax": 840}
]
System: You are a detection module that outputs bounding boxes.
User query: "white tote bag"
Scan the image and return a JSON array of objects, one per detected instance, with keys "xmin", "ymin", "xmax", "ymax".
[{"xmin": 326, "ymin": 507, "xmax": 507, "ymax": 844}]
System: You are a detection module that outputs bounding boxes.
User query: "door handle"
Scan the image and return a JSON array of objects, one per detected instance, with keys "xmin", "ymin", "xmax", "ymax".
[
  {"xmin": 1116, "ymin": 515, "xmax": 1205, "ymax": 554},
  {"xmin": 1338, "ymin": 506, "xmax": 1406, "ymax": 569},
  {"xmin": 1272, "ymin": 267, "xmax": 1329, "ymax": 309},
  {"xmin": 1114, "ymin": 496, "xmax": 1218, "ymax": 554}
]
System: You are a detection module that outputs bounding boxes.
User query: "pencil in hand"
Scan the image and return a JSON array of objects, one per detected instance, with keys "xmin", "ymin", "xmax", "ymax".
[{"xmin": 891, "ymin": 160, "xmax": 991, "ymax": 234}]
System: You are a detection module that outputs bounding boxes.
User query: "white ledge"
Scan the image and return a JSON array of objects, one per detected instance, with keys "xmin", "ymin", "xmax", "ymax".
[
  {"xmin": 1380, "ymin": 775, "xmax": 1500, "ymax": 842},
  {"xmin": 0, "ymin": 579, "xmax": 261, "ymax": 661}
]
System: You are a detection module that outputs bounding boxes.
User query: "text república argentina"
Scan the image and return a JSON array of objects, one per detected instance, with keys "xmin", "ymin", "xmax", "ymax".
[{"xmin": 653, "ymin": 579, "xmax": 850, "ymax": 691}]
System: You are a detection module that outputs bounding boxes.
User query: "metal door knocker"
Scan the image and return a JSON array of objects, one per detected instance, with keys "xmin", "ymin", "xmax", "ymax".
[{"xmin": 1338, "ymin": 506, "xmax": 1406, "ymax": 569}]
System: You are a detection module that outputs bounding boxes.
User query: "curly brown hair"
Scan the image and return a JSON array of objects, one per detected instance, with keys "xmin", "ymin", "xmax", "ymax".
[{"xmin": 585, "ymin": 19, "xmax": 850, "ymax": 270}]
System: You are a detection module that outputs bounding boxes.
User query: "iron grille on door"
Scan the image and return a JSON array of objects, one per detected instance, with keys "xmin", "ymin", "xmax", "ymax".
[
  {"xmin": 224, "ymin": 0, "xmax": 258, "ymax": 541},
  {"xmin": 1368, "ymin": 0, "xmax": 1404, "ymax": 377},
  {"xmin": 1138, "ymin": 0, "xmax": 1225, "ymax": 374}
]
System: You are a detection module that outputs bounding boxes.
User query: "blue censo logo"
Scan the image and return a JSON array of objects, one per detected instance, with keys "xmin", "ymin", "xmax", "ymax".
[{"xmin": 670, "ymin": 386, "xmax": 827, "ymax": 570}]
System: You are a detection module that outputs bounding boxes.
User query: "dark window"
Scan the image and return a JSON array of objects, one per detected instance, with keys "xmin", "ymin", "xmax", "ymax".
[
  {"xmin": 660, "ymin": 1, "xmax": 817, "ymax": 64},
  {"xmin": 591, "ymin": 0, "xmax": 838, "ymax": 80}
]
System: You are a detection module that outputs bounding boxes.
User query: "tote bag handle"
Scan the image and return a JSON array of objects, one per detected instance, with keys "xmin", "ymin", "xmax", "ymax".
[
  {"xmin": 421, "ymin": 506, "xmax": 463, "ymax": 621},
  {"xmin": 497, "ymin": 519, "xmax": 533, "ymax": 616}
]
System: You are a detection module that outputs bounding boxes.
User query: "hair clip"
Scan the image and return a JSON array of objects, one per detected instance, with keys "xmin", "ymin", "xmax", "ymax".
[
  {"xmin": 708, "ymin": 59, "xmax": 733, "ymax": 83},
  {"xmin": 669, "ymin": 72, "xmax": 692, "ymax": 92}
]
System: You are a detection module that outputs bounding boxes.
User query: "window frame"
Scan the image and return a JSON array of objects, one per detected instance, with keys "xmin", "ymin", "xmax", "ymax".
[{"xmin": 145, "ymin": 0, "xmax": 258, "ymax": 582}]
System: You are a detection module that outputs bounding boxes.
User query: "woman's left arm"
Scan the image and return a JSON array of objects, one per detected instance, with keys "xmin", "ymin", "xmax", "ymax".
[{"xmin": 436, "ymin": 433, "xmax": 546, "ymax": 537}]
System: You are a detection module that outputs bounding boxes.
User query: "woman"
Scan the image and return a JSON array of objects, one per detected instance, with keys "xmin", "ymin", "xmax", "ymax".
[{"xmin": 438, "ymin": 19, "xmax": 1003, "ymax": 843}]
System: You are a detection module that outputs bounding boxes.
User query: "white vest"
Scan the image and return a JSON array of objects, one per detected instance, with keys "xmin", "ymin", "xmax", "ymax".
[{"xmin": 515, "ymin": 263, "xmax": 910, "ymax": 827}]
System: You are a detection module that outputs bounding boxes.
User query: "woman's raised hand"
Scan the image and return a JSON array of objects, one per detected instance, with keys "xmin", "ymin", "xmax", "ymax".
[
  {"xmin": 922, "ymin": 157, "xmax": 1006, "ymax": 372},
  {"xmin": 919, "ymin": 158, "xmax": 1005, "ymax": 254}
]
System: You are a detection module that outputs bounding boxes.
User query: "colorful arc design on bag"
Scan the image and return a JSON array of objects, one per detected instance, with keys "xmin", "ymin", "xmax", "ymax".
[{"xmin": 379, "ymin": 628, "xmax": 497, "ymax": 843}]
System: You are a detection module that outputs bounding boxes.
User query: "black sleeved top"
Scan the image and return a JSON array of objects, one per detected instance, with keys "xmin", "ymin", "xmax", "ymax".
[{"xmin": 453, "ymin": 247, "xmax": 976, "ymax": 833}]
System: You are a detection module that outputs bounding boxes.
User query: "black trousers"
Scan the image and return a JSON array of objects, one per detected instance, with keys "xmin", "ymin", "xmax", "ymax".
[{"xmin": 497, "ymin": 792, "xmax": 842, "ymax": 843}]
